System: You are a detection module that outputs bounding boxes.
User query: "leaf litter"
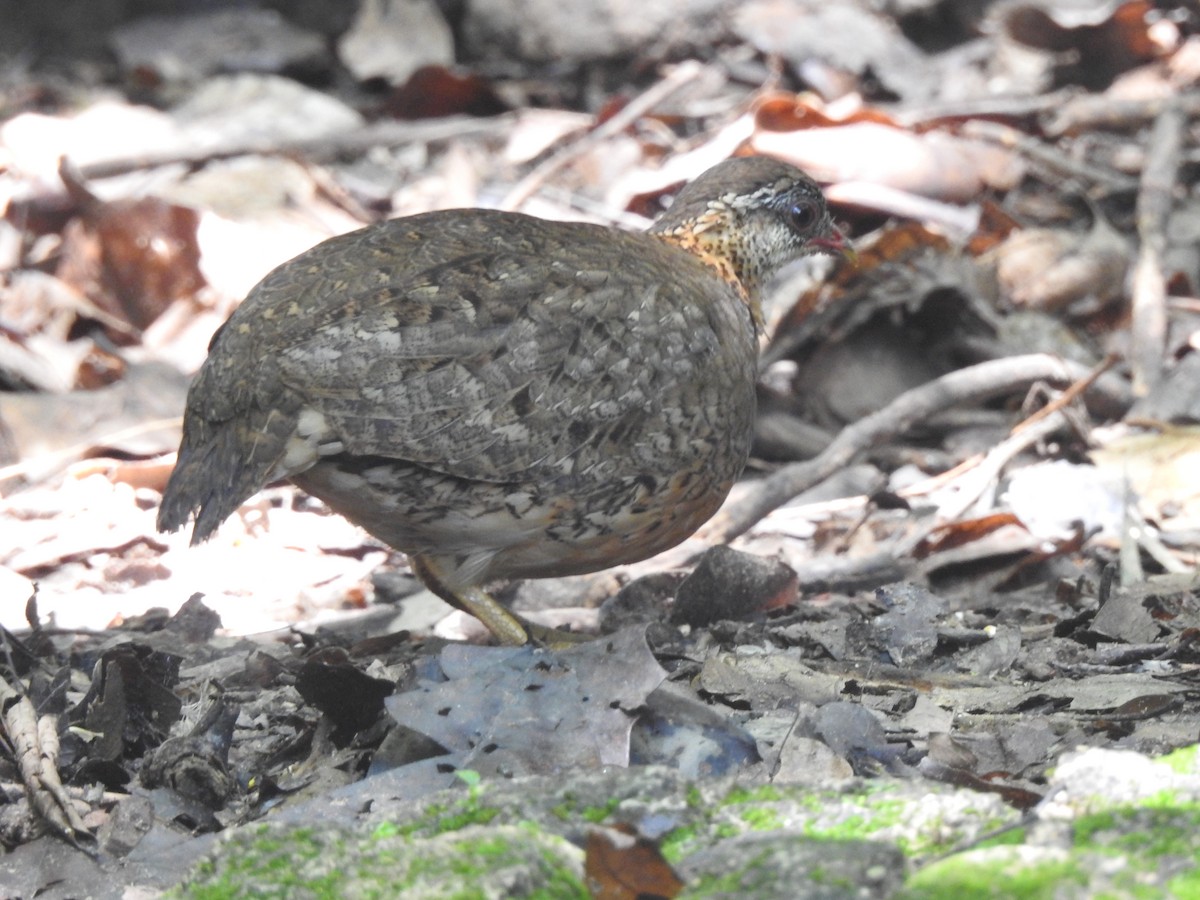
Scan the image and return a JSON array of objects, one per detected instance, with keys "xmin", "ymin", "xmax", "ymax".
[{"xmin": 2, "ymin": 1, "xmax": 1200, "ymax": 896}]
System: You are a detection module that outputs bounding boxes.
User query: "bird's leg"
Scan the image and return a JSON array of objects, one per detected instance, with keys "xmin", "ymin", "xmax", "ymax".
[
  {"xmin": 409, "ymin": 556, "xmax": 590, "ymax": 647},
  {"xmin": 410, "ymin": 555, "xmax": 529, "ymax": 644}
]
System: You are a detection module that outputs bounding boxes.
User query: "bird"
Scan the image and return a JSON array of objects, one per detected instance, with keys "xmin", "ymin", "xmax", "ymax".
[{"xmin": 157, "ymin": 155, "xmax": 846, "ymax": 645}]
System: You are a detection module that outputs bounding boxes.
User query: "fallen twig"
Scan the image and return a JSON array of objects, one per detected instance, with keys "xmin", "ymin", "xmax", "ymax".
[
  {"xmin": 1012, "ymin": 354, "xmax": 1118, "ymax": 435},
  {"xmin": 1129, "ymin": 98, "xmax": 1184, "ymax": 396},
  {"xmin": 963, "ymin": 120, "xmax": 1137, "ymax": 192},
  {"xmin": 500, "ymin": 60, "xmax": 705, "ymax": 211},
  {"xmin": 73, "ymin": 114, "xmax": 518, "ymax": 181},
  {"xmin": 0, "ymin": 416, "xmax": 182, "ymax": 488},
  {"xmin": 0, "ymin": 674, "xmax": 92, "ymax": 846},
  {"xmin": 1043, "ymin": 92, "xmax": 1200, "ymax": 138},
  {"xmin": 707, "ymin": 354, "xmax": 1126, "ymax": 543}
]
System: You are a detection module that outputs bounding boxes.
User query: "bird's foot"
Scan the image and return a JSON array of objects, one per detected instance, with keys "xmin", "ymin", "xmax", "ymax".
[{"xmin": 519, "ymin": 616, "xmax": 593, "ymax": 649}]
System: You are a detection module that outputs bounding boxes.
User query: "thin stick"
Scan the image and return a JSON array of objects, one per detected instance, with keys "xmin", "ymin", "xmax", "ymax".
[
  {"xmin": 1129, "ymin": 99, "xmax": 1184, "ymax": 396},
  {"xmin": 0, "ymin": 417, "xmax": 181, "ymax": 486},
  {"xmin": 74, "ymin": 115, "xmax": 518, "ymax": 181},
  {"xmin": 963, "ymin": 120, "xmax": 1137, "ymax": 192},
  {"xmin": 499, "ymin": 61, "xmax": 705, "ymax": 211},
  {"xmin": 1011, "ymin": 353, "xmax": 1117, "ymax": 435},
  {"xmin": 707, "ymin": 354, "xmax": 1121, "ymax": 543}
]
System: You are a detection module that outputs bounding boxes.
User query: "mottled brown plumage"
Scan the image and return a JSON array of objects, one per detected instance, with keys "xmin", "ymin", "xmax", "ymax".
[{"xmin": 158, "ymin": 156, "xmax": 843, "ymax": 644}]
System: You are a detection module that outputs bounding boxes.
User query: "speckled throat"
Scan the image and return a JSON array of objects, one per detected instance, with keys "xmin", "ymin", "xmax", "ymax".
[{"xmin": 648, "ymin": 157, "xmax": 836, "ymax": 331}]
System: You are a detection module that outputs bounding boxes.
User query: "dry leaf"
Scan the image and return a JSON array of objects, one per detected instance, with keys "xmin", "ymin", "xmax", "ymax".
[
  {"xmin": 56, "ymin": 195, "xmax": 206, "ymax": 336},
  {"xmin": 751, "ymin": 121, "xmax": 1022, "ymax": 201},
  {"xmin": 385, "ymin": 65, "xmax": 508, "ymax": 119},
  {"xmin": 1091, "ymin": 425, "xmax": 1200, "ymax": 533},
  {"xmin": 991, "ymin": 220, "xmax": 1131, "ymax": 313},
  {"xmin": 585, "ymin": 823, "xmax": 683, "ymax": 900}
]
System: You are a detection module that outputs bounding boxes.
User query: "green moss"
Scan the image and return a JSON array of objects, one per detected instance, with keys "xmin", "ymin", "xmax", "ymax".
[
  {"xmin": 371, "ymin": 821, "xmax": 399, "ymax": 840},
  {"xmin": 1167, "ymin": 866, "xmax": 1200, "ymax": 899},
  {"xmin": 176, "ymin": 816, "xmax": 587, "ymax": 900},
  {"xmin": 430, "ymin": 804, "xmax": 501, "ymax": 833},
  {"xmin": 667, "ymin": 781, "xmax": 1007, "ymax": 871},
  {"xmin": 548, "ymin": 792, "xmax": 620, "ymax": 824},
  {"xmin": 901, "ymin": 852, "xmax": 1088, "ymax": 899},
  {"xmin": 974, "ymin": 827, "xmax": 1027, "ymax": 850},
  {"xmin": 1157, "ymin": 744, "xmax": 1197, "ymax": 775},
  {"xmin": 740, "ymin": 805, "xmax": 783, "ymax": 831},
  {"xmin": 903, "ymin": 805, "xmax": 1200, "ymax": 900},
  {"xmin": 660, "ymin": 782, "xmax": 793, "ymax": 864},
  {"xmin": 392, "ymin": 789, "xmax": 504, "ymax": 838},
  {"xmin": 1144, "ymin": 789, "xmax": 1186, "ymax": 810},
  {"xmin": 581, "ymin": 798, "xmax": 622, "ymax": 823},
  {"xmin": 660, "ymin": 824, "xmax": 700, "ymax": 864},
  {"xmin": 860, "ymin": 797, "xmax": 908, "ymax": 827},
  {"xmin": 1074, "ymin": 805, "xmax": 1200, "ymax": 859},
  {"xmin": 799, "ymin": 795, "xmax": 911, "ymax": 842},
  {"xmin": 808, "ymin": 812, "xmax": 867, "ymax": 840},
  {"xmin": 549, "ymin": 791, "xmax": 578, "ymax": 821},
  {"xmin": 721, "ymin": 784, "xmax": 784, "ymax": 806},
  {"xmin": 804, "ymin": 864, "xmax": 854, "ymax": 890},
  {"xmin": 455, "ymin": 769, "xmax": 482, "ymax": 788},
  {"xmin": 176, "ymin": 826, "xmax": 350, "ymax": 899},
  {"xmin": 682, "ymin": 849, "xmax": 778, "ymax": 897},
  {"xmin": 714, "ymin": 821, "xmax": 741, "ymax": 840}
]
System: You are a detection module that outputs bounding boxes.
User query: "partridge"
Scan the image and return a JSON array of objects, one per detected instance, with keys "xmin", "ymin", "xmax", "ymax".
[{"xmin": 157, "ymin": 156, "xmax": 844, "ymax": 644}]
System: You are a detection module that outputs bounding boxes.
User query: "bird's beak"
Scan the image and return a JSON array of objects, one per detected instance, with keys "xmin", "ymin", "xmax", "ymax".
[{"xmin": 811, "ymin": 224, "xmax": 856, "ymax": 264}]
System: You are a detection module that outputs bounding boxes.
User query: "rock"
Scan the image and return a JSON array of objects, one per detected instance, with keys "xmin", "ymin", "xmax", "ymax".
[
  {"xmin": 870, "ymin": 582, "xmax": 945, "ymax": 668},
  {"xmin": 672, "ymin": 546, "xmax": 798, "ymax": 628},
  {"xmin": 461, "ymin": 0, "xmax": 729, "ymax": 64},
  {"xmin": 773, "ymin": 735, "xmax": 854, "ymax": 786},
  {"xmin": 109, "ymin": 9, "xmax": 329, "ymax": 84},
  {"xmin": 337, "ymin": 0, "xmax": 455, "ymax": 85},
  {"xmin": 172, "ymin": 73, "xmax": 364, "ymax": 151},
  {"xmin": 186, "ymin": 823, "xmax": 586, "ymax": 899},
  {"xmin": 598, "ymin": 571, "xmax": 683, "ymax": 633},
  {"xmin": 679, "ymin": 831, "xmax": 904, "ymax": 899}
]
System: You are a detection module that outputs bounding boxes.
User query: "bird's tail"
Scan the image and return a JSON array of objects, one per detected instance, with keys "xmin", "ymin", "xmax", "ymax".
[{"xmin": 157, "ymin": 407, "xmax": 297, "ymax": 544}]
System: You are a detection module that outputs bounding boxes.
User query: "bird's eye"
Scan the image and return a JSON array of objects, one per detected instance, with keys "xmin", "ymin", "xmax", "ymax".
[{"xmin": 789, "ymin": 201, "xmax": 818, "ymax": 232}]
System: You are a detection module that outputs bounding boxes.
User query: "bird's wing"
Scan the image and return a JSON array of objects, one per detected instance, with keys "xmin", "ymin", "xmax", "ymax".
[
  {"xmin": 276, "ymin": 214, "xmax": 740, "ymax": 481},
  {"xmin": 203, "ymin": 211, "xmax": 734, "ymax": 482}
]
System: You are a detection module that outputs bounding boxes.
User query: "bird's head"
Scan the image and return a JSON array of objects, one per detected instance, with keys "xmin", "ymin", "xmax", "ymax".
[{"xmin": 650, "ymin": 156, "xmax": 848, "ymax": 330}]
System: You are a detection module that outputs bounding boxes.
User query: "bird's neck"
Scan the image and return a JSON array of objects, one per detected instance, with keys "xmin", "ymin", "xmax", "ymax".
[{"xmin": 651, "ymin": 217, "xmax": 765, "ymax": 333}]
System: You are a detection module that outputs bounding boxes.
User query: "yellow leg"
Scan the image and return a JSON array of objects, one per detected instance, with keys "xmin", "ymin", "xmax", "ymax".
[
  {"xmin": 411, "ymin": 555, "xmax": 529, "ymax": 644},
  {"xmin": 410, "ymin": 556, "xmax": 591, "ymax": 647}
]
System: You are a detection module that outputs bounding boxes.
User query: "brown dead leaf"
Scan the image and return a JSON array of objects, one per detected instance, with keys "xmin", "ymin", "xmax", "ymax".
[
  {"xmin": 58, "ymin": 196, "xmax": 205, "ymax": 335},
  {"xmin": 1003, "ymin": 0, "xmax": 1168, "ymax": 89},
  {"xmin": 585, "ymin": 823, "xmax": 683, "ymax": 900},
  {"xmin": 914, "ymin": 513, "xmax": 1025, "ymax": 560},
  {"xmin": 384, "ymin": 65, "xmax": 509, "ymax": 119},
  {"xmin": 1091, "ymin": 425, "xmax": 1200, "ymax": 533},
  {"xmin": 751, "ymin": 121, "xmax": 1022, "ymax": 202},
  {"xmin": 990, "ymin": 220, "xmax": 1131, "ymax": 313},
  {"xmin": 967, "ymin": 200, "xmax": 1023, "ymax": 256},
  {"xmin": 753, "ymin": 91, "xmax": 898, "ymax": 131},
  {"xmin": 68, "ymin": 456, "xmax": 176, "ymax": 493},
  {"xmin": 772, "ymin": 222, "xmax": 950, "ymax": 339},
  {"xmin": 54, "ymin": 165, "xmax": 206, "ymax": 338}
]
